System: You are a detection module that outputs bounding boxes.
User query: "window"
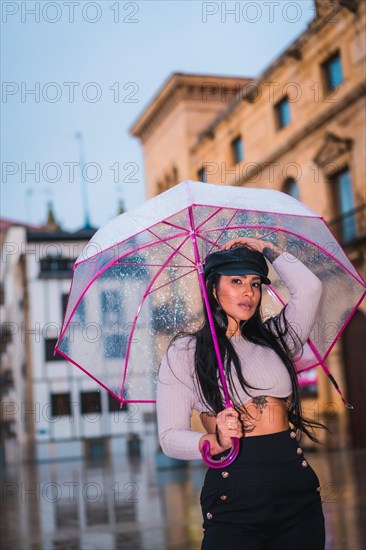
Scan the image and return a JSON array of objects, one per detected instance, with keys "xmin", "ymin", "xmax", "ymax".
[
  {"xmin": 80, "ymin": 391, "xmax": 102, "ymax": 414},
  {"xmin": 100, "ymin": 290, "xmax": 121, "ymax": 326},
  {"xmin": 275, "ymin": 97, "xmax": 291, "ymax": 129},
  {"xmin": 231, "ymin": 136, "xmax": 244, "ymax": 164},
  {"xmin": 85, "ymin": 439, "xmax": 107, "ymax": 464},
  {"xmin": 108, "ymin": 392, "xmax": 128, "ymax": 412},
  {"xmin": 197, "ymin": 167, "xmax": 207, "ymax": 183},
  {"xmin": 40, "ymin": 257, "xmax": 75, "ymax": 277},
  {"xmin": 45, "ymin": 338, "xmax": 64, "ymax": 361},
  {"xmin": 103, "ymin": 334, "xmax": 127, "ymax": 359},
  {"xmin": 322, "ymin": 51, "xmax": 343, "ymax": 92},
  {"xmin": 51, "ymin": 393, "xmax": 71, "ymax": 417},
  {"xmin": 61, "ymin": 293, "xmax": 68, "ymax": 318},
  {"xmin": 283, "ymin": 178, "xmax": 300, "ymax": 200},
  {"xmin": 331, "ymin": 168, "xmax": 356, "ymax": 243}
]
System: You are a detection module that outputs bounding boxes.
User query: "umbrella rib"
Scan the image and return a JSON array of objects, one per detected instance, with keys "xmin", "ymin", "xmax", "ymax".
[
  {"xmin": 196, "ymin": 234, "xmax": 228, "ymax": 259},
  {"xmin": 55, "ymin": 273, "xmax": 76, "ymax": 350},
  {"xmin": 194, "ymin": 208, "xmax": 239, "ymax": 257},
  {"xmin": 162, "ymin": 220, "xmax": 189, "ymax": 231},
  {"xmin": 322, "ymin": 290, "xmax": 366, "ymax": 364},
  {"xmin": 206, "ymin": 208, "xmax": 240, "ymax": 255},
  {"xmin": 75, "ymin": 223, "xmax": 188, "ymax": 267},
  {"xmin": 75, "ymin": 205, "xmax": 322, "ymax": 267},
  {"xmin": 193, "ymin": 203, "xmax": 322, "ymax": 220},
  {"xmin": 147, "ymin": 225, "xmax": 195, "ymax": 266},
  {"xmin": 199, "ymin": 223, "xmax": 282, "ymax": 234},
  {"xmin": 54, "ymin": 348, "xmax": 133, "ymax": 403},
  {"xmin": 54, "ymin": 349, "xmax": 156, "ymax": 403},
  {"xmin": 262, "ymin": 274, "xmax": 361, "ymax": 407},
  {"xmin": 119, "ymin": 235, "xmax": 191, "ymax": 402},
  {"xmin": 115, "ymin": 261, "xmax": 194, "ymax": 268},
  {"xmin": 195, "ymin": 206, "xmax": 223, "ymax": 230},
  {"xmin": 266, "ymin": 282, "xmax": 356, "ymax": 407},
  {"xmin": 306, "ymin": 338, "xmax": 352, "ymax": 407},
  {"xmin": 188, "ymin": 205, "xmax": 232, "ymax": 408},
  {"xmin": 264, "ymin": 285, "xmax": 322, "ymax": 372},
  {"xmin": 58, "ymin": 232, "xmax": 189, "ymax": 344},
  {"xmin": 148, "ymin": 267, "xmax": 197, "ymax": 295},
  {"xmin": 199, "ymin": 224, "xmax": 366, "ymax": 287}
]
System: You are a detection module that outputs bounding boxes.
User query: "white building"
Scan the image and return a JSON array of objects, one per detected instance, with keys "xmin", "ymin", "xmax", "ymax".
[{"xmin": 1, "ymin": 212, "xmax": 156, "ymax": 465}]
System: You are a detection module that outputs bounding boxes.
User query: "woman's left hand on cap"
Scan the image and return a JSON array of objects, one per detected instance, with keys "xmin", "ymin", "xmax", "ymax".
[
  {"xmin": 222, "ymin": 237, "xmax": 282, "ymax": 255},
  {"xmin": 222, "ymin": 237, "xmax": 266, "ymax": 252}
]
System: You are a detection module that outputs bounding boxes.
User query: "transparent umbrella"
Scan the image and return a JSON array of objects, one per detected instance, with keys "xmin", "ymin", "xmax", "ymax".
[{"xmin": 55, "ymin": 181, "xmax": 366, "ymax": 468}]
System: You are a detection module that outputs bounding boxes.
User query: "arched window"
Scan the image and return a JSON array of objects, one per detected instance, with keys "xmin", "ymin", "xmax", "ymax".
[
  {"xmin": 283, "ymin": 178, "xmax": 300, "ymax": 200},
  {"xmin": 275, "ymin": 97, "xmax": 291, "ymax": 129},
  {"xmin": 329, "ymin": 167, "xmax": 356, "ymax": 243},
  {"xmin": 231, "ymin": 136, "xmax": 244, "ymax": 164}
]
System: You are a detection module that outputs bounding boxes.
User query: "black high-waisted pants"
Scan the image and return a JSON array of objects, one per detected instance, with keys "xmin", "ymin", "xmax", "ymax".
[{"xmin": 200, "ymin": 428, "xmax": 325, "ymax": 550}]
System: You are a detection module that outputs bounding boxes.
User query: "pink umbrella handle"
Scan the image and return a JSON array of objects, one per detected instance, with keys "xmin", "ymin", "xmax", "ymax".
[{"xmin": 200, "ymin": 437, "xmax": 240, "ymax": 469}]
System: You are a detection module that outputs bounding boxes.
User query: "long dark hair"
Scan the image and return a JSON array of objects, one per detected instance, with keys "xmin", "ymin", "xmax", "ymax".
[{"xmin": 170, "ymin": 271, "xmax": 329, "ymax": 443}]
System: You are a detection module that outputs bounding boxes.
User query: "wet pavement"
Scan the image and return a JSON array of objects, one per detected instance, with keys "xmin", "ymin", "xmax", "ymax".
[{"xmin": 1, "ymin": 433, "xmax": 365, "ymax": 550}]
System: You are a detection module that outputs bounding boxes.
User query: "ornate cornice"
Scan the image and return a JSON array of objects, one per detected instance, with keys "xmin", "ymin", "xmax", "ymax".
[
  {"xmin": 130, "ymin": 73, "xmax": 250, "ymax": 143},
  {"xmin": 314, "ymin": 132, "xmax": 353, "ymax": 167},
  {"xmin": 191, "ymin": 5, "xmax": 347, "ymax": 150}
]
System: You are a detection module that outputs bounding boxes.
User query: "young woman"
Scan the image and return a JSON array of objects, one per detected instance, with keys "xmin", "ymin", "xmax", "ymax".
[{"xmin": 156, "ymin": 237, "xmax": 326, "ymax": 550}]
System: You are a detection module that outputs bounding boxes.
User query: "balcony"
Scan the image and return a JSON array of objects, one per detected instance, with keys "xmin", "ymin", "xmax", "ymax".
[{"xmin": 328, "ymin": 204, "xmax": 366, "ymax": 246}]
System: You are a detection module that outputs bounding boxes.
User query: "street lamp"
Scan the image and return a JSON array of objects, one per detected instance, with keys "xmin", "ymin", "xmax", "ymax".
[{"xmin": 75, "ymin": 131, "xmax": 92, "ymax": 230}]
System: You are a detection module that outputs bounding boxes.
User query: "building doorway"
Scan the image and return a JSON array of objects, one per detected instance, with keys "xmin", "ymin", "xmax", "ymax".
[{"xmin": 342, "ymin": 309, "xmax": 366, "ymax": 448}]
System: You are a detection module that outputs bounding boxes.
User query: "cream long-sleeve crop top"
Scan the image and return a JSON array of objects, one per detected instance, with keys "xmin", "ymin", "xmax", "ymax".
[{"xmin": 156, "ymin": 253, "xmax": 322, "ymax": 460}]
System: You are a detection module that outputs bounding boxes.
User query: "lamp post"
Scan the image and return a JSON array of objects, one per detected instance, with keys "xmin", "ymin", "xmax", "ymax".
[
  {"xmin": 25, "ymin": 188, "xmax": 33, "ymax": 224},
  {"xmin": 75, "ymin": 132, "xmax": 92, "ymax": 229}
]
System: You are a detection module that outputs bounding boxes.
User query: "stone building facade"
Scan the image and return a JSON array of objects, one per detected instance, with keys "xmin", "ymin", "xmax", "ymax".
[
  {"xmin": 131, "ymin": 0, "xmax": 366, "ymax": 448},
  {"xmin": 131, "ymin": 73, "xmax": 251, "ymax": 198}
]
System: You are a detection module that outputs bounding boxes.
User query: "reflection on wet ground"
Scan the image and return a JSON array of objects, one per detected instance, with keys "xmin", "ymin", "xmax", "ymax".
[{"xmin": 1, "ymin": 434, "xmax": 365, "ymax": 550}]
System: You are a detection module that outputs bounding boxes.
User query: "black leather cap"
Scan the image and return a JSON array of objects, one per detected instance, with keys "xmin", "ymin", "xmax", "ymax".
[{"xmin": 203, "ymin": 247, "xmax": 271, "ymax": 285}]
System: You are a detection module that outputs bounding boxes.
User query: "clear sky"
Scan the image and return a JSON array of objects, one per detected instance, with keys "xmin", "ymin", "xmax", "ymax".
[{"xmin": 1, "ymin": 0, "xmax": 315, "ymax": 231}]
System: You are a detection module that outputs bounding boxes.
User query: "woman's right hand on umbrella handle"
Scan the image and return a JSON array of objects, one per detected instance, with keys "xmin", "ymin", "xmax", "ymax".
[
  {"xmin": 216, "ymin": 407, "xmax": 243, "ymax": 448},
  {"xmin": 200, "ymin": 407, "xmax": 242, "ymax": 469}
]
